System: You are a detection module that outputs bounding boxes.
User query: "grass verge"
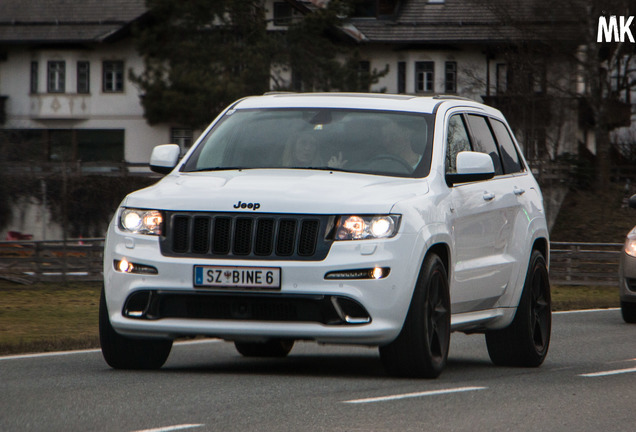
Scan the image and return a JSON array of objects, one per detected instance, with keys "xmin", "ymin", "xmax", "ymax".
[{"xmin": 0, "ymin": 280, "xmax": 621, "ymax": 356}]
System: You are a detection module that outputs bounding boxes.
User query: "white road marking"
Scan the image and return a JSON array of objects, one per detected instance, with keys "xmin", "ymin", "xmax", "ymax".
[
  {"xmin": 131, "ymin": 424, "xmax": 204, "ymax": 432},
  {"xmin": 0, "ymin": 348, "xmax": 101, "ymax": 361},
  {"xmin": 0, "ymin": 339, "xmax": 221, "ymax": 361},
  {"xmin": 553, "ymin": 308, "xmax": 620, "ymax": 315},
  {"xmin": 342, "ymin": 386, "xmax": 487, "ymax": 404},
  {"xmin": 579, "ymin": 367, "xmax": 636, "ymax": 378}
]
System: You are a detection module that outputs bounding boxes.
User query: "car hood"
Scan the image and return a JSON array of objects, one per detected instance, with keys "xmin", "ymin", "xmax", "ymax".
[{"xmin": 124, "ymin": 169, "xmax": 428, "ymax": 214}]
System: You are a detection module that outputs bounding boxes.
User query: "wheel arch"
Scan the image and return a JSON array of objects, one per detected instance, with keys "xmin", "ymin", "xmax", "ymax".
[
  {"xmin": 532, "ymin": 237, "xmax": 550, "ymax": 267},
  {"xmin": 426, "ymin": 242, "xmax": 451, "ymax": 278}
]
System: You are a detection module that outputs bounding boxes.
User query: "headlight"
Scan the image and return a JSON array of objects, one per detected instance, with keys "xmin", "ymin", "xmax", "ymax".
[
  {"xmin": 119, "ymin": 208, "xmax": 163, "ymax": 235},
  {"xmin": 625, "ymin": 229, "xmax": 636, "ymax": 257},
  {"xmin": 335, "ymin": 215, "xmax": 400, "ymax": 240}
]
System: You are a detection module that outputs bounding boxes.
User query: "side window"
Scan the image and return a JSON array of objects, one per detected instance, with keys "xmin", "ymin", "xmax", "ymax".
[
  {"xmin": 465, "ymin": 114, "xmax": 503, "ymax": 175},
  {"xmin": 490, "ymin": 119, "xmax": 523, "ymax": 174},
  {"xmin": 446, "ymin": 114, "xmax": 472, "ymax": 173}
]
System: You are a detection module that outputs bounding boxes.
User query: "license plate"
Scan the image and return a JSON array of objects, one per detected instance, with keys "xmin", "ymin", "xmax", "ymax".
[{"xmin": 194, "ymin": 265, "xmax": 281, "ymax": 289}]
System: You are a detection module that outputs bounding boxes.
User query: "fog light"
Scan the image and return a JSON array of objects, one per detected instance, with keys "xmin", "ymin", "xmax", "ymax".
[
  {"xmin": 372, "ymin": 267, "xmax": 385, "ymax": 279},
  {"xmin": 118, "ymin": 258, "xmax": 133, "ymax": 273},
  {"xmin": 325, "ymin": 267, "xmax": 390, "ymax": 280},
  {"xmin": 114, "ymin": 259, "xmax": 158, "ymax": 275}
]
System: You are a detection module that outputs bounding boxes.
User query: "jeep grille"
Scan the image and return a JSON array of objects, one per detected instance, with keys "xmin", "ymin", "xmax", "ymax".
[{"xmin": 160, "ymin": 212, "xmax": 335, "ymax": 261}]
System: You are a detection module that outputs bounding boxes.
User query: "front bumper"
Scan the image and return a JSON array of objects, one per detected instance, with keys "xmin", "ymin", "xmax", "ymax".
[
  {"xmin": 619, "ymin": 251, "xmax": 636, "ymax": 303},
  {"xmin": 103, "ymin": 222, "xmax": 422, "ymax": 345}
]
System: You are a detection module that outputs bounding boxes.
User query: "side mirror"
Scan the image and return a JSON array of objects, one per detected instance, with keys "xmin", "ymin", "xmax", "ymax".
[
  {"xmin": 629, "ymin": 194, "xmax": 636, "ymax": 209},
  {"xmin": 445, "ymin": 151, "xmax": 495, "ymax": 186},
  {"xmin": 150, "ymin": 144, "xmax": 180, "ymax": 174}
]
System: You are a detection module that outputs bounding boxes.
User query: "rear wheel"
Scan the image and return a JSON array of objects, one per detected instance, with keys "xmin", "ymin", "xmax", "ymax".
[
  {"xmin": 379, "ymin": 253, "xmax": 450, "ymax": 378},
  {"xmin": 234, "ymin": 339, "xmax": 294, "ymax": 357},
  {"xmin": 99, "ymin": 287, "xmax": 173, "ymax": 369},
  {"xmin": 621, "ymin": 301, "xmax": 636, "ymax": 323},
  {"xmin": 486, "ymin": 250, "xmax": 551, "ymax": 367}
]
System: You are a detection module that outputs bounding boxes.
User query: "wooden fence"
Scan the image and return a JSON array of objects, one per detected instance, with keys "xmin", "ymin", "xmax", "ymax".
[
  {"xmin": 0, "ymin": 238, "xmax": 104, "ymax": 284},
  {"xmin": 0, "ymin": 239, "xmax": 625, "ymax": 286}
]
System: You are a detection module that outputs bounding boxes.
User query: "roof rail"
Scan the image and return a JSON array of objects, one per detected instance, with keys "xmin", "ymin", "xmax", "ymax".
[
  {"xmin": 432, "ymin": 94, "xmax": 476, "ymax": 102},
  {"xmin": 263, "ymin": 91, "xmax": 298, "ymax": 96}
]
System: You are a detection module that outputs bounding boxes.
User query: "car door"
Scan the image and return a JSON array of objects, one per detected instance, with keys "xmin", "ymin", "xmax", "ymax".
[{"xmin": 446, "ymin": 113, "xmax": 519, "ymax": 313}]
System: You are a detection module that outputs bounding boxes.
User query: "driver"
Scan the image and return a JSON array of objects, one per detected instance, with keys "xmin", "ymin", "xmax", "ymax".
[{"xmin": 380, "ymin": 121, "xmax": 421, "ymax": 168}]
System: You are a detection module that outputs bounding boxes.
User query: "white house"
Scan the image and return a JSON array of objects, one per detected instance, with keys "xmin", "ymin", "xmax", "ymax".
[{"xmin": 0, "ymin": 0, "xmax": 186, "ymax": 167}]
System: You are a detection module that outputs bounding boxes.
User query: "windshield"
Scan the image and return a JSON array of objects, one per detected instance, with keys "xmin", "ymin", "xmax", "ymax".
[{"xmin": 182, "ymin": 108, "xmax": 434, "ymax": 177}]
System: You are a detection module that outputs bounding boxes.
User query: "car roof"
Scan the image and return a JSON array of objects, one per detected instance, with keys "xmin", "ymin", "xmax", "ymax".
[{"xmin": 232, "ymin": 92, "xmax": 497, "ymax": 115}]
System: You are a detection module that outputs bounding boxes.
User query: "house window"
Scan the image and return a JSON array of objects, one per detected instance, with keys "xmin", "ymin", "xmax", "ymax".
[
  {"xmin": 103, "ymin": 61, "xmax": 124, "ymax": 92},
  {"xmin": 415, "ymin": 61, "xmax": 434, "ymax": 93},
  {"xmin": 496, "ymin": 64, "xmax": 507, "ymax": 94},
  {"xmin": 47, "ymin": 61, "xmax": 66, "ymax": 93},
  {"xmin": 30, "ymin": 61, "xmax": 38, "ymax": 94},
  {"xmin": 273, "ymin": 2, "xmax": 293, "ymax": 26},
  {"xmin": 357, "ymin": 61, "xmax": 371, "ymax": 91},
  {"xmin": 77, "ymin": 61, "xmax": 90, "ymax": 94},
  {"xmin": 77, "ymin": 129, "xmax": 124, "ymax": 162},
  {"xmin": 291, "ymin": 69, "xmax": 303, "ymax": 92},
  {"xmin": 353, "ymin": 0, "xmax": 376, "ymax": 17},
  {"xmin": 445, "ymin": 61, "xmax": 457, "ymax": 93},
  {"xmin": 171, "ymin": 128, "xmax": 194, "ymax": 153},
  {"xmin": 397, "ymin": 61, "xmax": 406, "ymax": 94}
]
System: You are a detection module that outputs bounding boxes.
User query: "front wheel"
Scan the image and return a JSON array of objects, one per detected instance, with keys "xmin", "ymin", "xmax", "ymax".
[
  {"xmin": 486, "ymin": 250, "xmax": 551, "ymax": 367},
  {"xmin": 379, "ymin": 253, "xmax": 451, "ymax": 378},
  {"xmin": 621, "ymin": 301, "xmax": 636, "ymax": 323},
  {"xmin": 99, "ymin": 287, "xmax": 173, "ymax": 369}
]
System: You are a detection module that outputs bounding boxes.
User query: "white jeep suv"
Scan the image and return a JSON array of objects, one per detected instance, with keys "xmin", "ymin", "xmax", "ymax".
[{"xmin": 100, "ymin": 93, "xmax": 551, "ymax": 378}]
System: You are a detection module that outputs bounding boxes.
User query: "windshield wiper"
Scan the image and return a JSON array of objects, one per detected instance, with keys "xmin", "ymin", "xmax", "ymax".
[
  {"xmin": 185, "ymin": 166, "xmax": 354, "ymax": 174},
  {"xmin": 287, "ymin": 166, "xmax": 353, "ymax": 173},
  {"xmin": 185, "ymin": 167, "xmax": 251, "ymax": 173}
]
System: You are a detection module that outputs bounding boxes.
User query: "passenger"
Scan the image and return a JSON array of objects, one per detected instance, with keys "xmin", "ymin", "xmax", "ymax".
[{"xmin": 282, "ymin": 134, "xmax": 322, "ymax": 167}]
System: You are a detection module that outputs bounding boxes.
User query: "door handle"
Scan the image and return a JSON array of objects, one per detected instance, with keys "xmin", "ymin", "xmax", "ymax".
[
  {"xmin": 483, "ymin": 192, "xmax": 495, "ymax": 201},
  {"xmin": 513, "ymin": 186, "xmax": 526, "ymax": 196}
]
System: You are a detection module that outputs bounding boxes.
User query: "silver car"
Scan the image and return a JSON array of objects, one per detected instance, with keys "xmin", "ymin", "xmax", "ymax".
[{"xmin": 619, "ymin": 194, "xmax": 636, "ymax": 323}]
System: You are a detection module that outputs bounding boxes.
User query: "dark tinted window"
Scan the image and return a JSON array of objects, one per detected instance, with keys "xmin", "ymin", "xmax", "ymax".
[
  {"xmin": 446, "ymin": 114, "xmax": 472, "ymax": 173},
  {"xmin": 466, "ymin": 114, "xmax": 503, "ymax": 175},
  {"xmin": 490, "ymin": 119, "xmax": 523, "ymax": 174},
  {"xmin": 183, "ymin": 109, "xmax": 434, "ymax": 178}
]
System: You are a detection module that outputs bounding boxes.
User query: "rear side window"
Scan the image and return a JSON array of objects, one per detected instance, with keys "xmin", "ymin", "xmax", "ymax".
[
  {"xmin": 466, "ymin": 114, "xmax": 503, "ymax": 175},
  {"xmin": 490, "ymin": 119, "xmax": 523, "ymax": 174}
]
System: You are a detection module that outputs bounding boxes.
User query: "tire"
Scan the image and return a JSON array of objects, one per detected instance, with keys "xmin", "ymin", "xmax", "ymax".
[
  {"xmin": 234, "ymin": 339, "xmax": 294, "ymax": 357},
  {"xmin": 486, "ymin": 250, "xmax": 551, "ymax": 367},
  {"xmin": 379, "ymin": 253, "xmax": 451, "ymax": 378},
  {"xmin": 99, "ymin": 287, "xmax": 173, "ymax": 370},
  {"xmin": 621, "ymin": 301, "xmax": 636, "ymax": 323}
]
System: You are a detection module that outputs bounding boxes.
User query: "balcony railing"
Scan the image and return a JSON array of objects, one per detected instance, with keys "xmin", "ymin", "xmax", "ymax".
[{"xmin": 29, "ymin": 94, "xmax": 91, "ymax": 120}]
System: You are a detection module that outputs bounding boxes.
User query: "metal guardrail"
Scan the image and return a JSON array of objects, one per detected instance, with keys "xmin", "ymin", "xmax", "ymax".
[
  {"xmin": 0, "ymin": 239, "xmax": 625, "ymax": 286},
  {"xmin": 549, "ymin": 241, "xmax": 622, "ymax": 286},
  {"xmin": 0, "ymin": 238, "xmax": 104, "ymax": 284}
]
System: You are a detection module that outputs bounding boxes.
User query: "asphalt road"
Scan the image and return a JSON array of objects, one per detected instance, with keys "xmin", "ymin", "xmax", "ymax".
[{"xmin": 1, "ymin": 309, "xmax": 635, "ymax": 432}]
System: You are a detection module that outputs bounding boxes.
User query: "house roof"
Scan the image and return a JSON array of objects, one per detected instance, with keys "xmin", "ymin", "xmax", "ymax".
[
  {"xmin": 0, "ymin": 0, "xmax": 148, "ymax": 44},
  {"xmin": 350, "ymin": 0, "xmax": 583, "ymax": 44}
]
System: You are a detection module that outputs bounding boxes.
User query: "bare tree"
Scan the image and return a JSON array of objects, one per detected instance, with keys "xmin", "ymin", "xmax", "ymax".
[{"xmin": 473, "ymin": 0, "xmax": 635, "ymax": 189}]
